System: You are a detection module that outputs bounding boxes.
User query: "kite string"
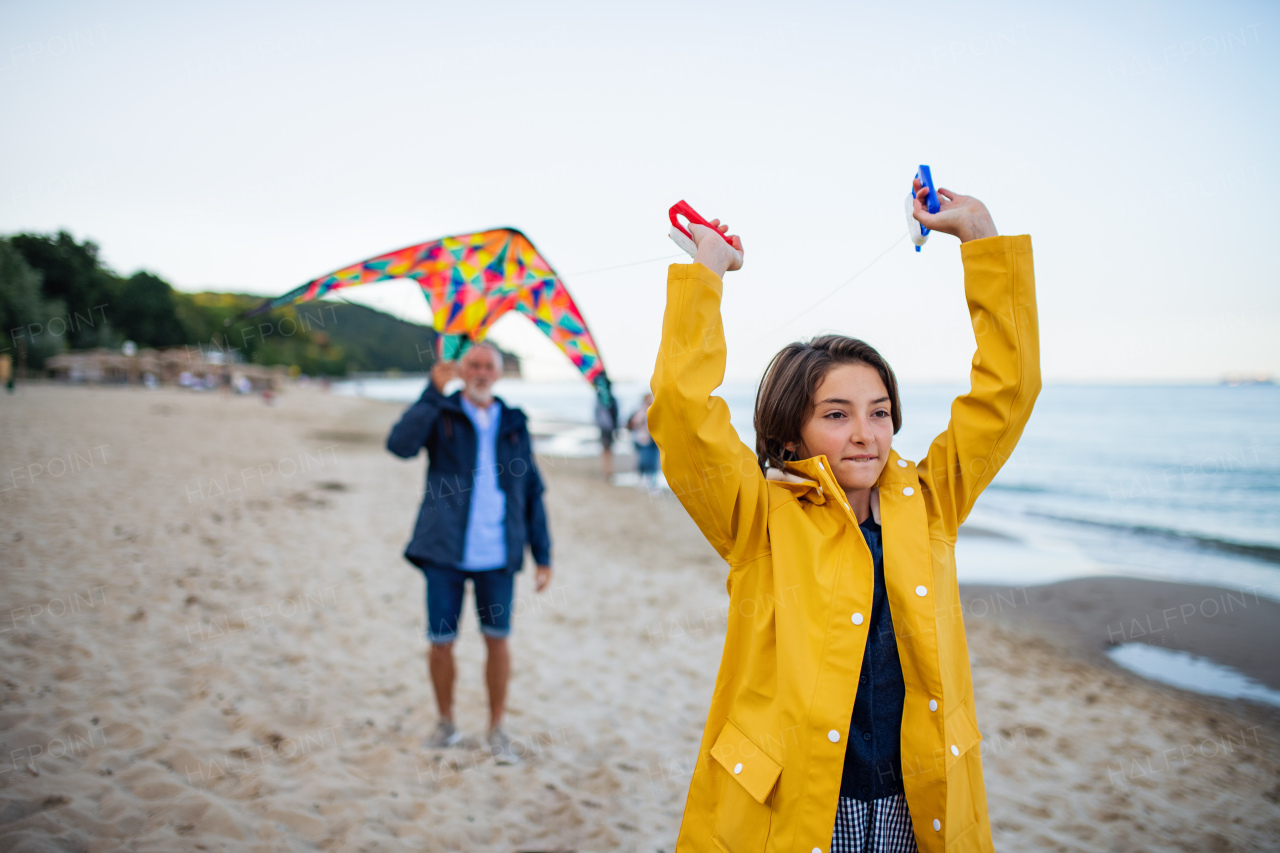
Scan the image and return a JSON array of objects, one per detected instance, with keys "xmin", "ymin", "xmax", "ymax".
[
  {"xmin": 490, "ymin": 232, "xmax": 906, "ymax": 366},
  {"xmin": 564, "ymin": 253, "xmax": 686, "ymax": 277},
  {"xmin": 488, "ymin": 233, "xmax": 908, "ymax": 374},
  {"xmin": 748, "ymin": 232, "xmax": 906, "ymax": 346}
]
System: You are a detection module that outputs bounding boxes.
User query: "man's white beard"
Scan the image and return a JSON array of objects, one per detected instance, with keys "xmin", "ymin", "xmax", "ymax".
[{"xmin": 465, "ymin": 386, "xmax": 494, "ymax": 406}]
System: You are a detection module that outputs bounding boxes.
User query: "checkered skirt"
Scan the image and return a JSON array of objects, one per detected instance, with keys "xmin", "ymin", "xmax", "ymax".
[{"xmin": 829, "ymin": 793, "xmax": 919, "ymax": 853}]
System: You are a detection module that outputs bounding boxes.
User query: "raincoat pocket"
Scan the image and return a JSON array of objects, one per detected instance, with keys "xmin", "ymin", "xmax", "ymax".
[
  {"xmin": 943, "ymin": 703, "xmax": 984, "ymax": 841},
  {"xmin": 943, "ymin": 702, "xmax": 983, "ymax": 771},
  {"xmin": 709, "ymin": 720, "xmax": 781, "ymax": 853}
]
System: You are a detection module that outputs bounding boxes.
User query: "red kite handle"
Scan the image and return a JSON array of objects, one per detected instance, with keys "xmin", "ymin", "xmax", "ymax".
[{"xmin": 669, "ymin": 200, "xmax": 737, "ymax": 247}]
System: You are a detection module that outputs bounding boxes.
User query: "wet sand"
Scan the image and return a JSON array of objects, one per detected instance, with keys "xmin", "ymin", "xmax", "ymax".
[
  {"xmin": 1, "ymin": 384, "xmax": 1277, "ymax": 851},
  {"xmin": 960, "ymin": 578, "xmax": 1280, "ymax": 691}
]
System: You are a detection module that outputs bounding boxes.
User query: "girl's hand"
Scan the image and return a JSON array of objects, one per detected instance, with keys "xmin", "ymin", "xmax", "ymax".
[
  {"xmin": 690, "ymin": 219, "xmax": 744, "ymax": 279},
  {"xmin": 912, "ymin": 182, "xmax": 998, "ymax": 243}
]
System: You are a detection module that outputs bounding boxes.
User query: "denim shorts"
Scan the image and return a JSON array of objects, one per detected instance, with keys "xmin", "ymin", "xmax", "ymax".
[
  {"xmin": 635, "ymin": 441, "xmax": 660, "ymax": 475},
  {"xmin": 423, "ymin": 564, "xmax": 515, "ymax": 643}
]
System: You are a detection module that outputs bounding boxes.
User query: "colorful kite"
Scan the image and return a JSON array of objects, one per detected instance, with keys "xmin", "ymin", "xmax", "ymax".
[{"xmin": 247, "ymin": 228, "xmax": 612, "ymax": 406}]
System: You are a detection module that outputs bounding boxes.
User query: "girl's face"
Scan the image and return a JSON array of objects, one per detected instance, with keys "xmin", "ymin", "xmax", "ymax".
[{"xmin": 786, "ymin": 363, "xmax": 894, "ymax": 493}]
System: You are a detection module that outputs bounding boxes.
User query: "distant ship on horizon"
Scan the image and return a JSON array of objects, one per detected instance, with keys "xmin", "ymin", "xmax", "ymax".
[{"xmin": 1221, "ymin": 372, "xmax": 1274, "ymax": 386}]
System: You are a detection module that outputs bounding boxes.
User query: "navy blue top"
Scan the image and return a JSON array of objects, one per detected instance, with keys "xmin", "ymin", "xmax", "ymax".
[{"xmin": 839, "ymin": 511, "xmax": 907, "ymax": 801}]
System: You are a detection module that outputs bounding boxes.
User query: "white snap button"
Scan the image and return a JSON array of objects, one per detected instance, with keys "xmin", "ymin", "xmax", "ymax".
[
  {"xmin": 915, "ymin": 585, "xmax": 928, "ymax": 597},
  {"xmin": 951, "ymin": 744, "xmax": 959, "ymax": 756},
  {"xmin": 851, "ymin": 612, "xmax": 864, "ymax": 625},
  {"xmin": 734, "ymin": 762, "xmax": 743, "ymax": 774},
  {"xmin": 818, "ymin": 462, "xmax": 824, "ymax": 471},
  {"xmin": 828, "ymin": 730, "xmax": 840, "ymax": 743},
  {"xmin": 813, "ymin": 848, "xmax": 823, "ymax": 853},
  {"xmin": 929, "ymin": 699, "xmax": 938, "ymax": 712},
  {"xmin": 897, "ymin": 459, "xmax": 908, "ymax": 468},
  {"xmin": 933, "ymin": 819, "xmax": 941, "ymax": 832},
  {"xmin": 903, "ymin": 486, "xmax": 914, "ymax": 496}
]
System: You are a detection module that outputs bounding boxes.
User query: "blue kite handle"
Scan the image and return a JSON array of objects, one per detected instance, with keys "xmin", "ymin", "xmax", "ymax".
[
  {"xmin": 909, "ymin": 165, "xmax": 940, "ymax": 252},
  {"xmin": 916, "ymin": 165, "xmax": 940, "ymax": 215}
]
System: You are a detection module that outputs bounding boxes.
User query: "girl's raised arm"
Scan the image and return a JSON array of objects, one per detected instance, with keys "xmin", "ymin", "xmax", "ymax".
[
  {"xmin": 919, "ymin": 224, "xmax": 1041, "ymax": 535},
  {"xmin": 649, "ymin": 225, "xmax": 768, "ymax": 568}
]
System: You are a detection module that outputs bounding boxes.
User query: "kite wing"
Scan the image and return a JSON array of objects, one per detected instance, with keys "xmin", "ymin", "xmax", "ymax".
[{"xmin": 248, "ymin": 228, "xmax": 611, "ymax": 403}]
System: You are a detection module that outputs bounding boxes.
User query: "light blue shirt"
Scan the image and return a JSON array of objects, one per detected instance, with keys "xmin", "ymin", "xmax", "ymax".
[{"xmin": 459, "ymin": 396, "xmax": 508, "ymax": 571}]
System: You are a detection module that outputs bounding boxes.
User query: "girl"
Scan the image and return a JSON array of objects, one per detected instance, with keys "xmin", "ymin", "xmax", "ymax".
[{"xmin": 648, "ymin": 182, "xmax": 1039, "ymax": 853}]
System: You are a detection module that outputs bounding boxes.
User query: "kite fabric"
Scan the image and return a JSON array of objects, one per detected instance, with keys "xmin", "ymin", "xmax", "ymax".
[{"xmin": 247, "ymin": 228, "xmax": 613, "ymax": 407}]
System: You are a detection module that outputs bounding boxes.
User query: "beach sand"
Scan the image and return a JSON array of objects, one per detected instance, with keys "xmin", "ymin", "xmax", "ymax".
[{"xmin": 1, "ymin": 385, "xmax": 1277, "ymax": 852}]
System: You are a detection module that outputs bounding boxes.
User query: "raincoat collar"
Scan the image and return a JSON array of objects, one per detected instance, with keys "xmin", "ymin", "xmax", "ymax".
[{"xmin": 765, "ymin": 453, "xmax": 905, "ymax": 525}]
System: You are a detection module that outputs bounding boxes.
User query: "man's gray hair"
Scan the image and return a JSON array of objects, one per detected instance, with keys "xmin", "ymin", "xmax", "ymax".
[{"xmin": 461, "ymin": 340, "xmax": 503, "ymax": 373}]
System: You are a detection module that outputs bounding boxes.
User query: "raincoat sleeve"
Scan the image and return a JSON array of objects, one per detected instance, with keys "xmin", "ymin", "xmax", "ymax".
[
  {"xmin": 386, "ymin": 384, "xmax": 445, "ymax": 458},
  {"xmin": 649, "ymin": 263, "xmax": 769, "ymax": 567},
  {"xmin": 921, "ymin": 234, "xmax": 1041, "ymax": 534}
]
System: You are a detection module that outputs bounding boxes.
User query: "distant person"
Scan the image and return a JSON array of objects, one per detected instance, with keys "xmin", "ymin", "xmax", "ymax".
[
  {"xmin": 594, "ymin": 392, "xmax": 619, "ymax": 481},
  {"xmin": 387, "ymin": 342, "xmax": 552, "ymax": 766},
  {"xmin": 649, "ymin": 185, "xmax": 1039, "ymax": 852},
  {"xmin": 627, "ymin": 392, "xmax": 659, "ymax": 490}
]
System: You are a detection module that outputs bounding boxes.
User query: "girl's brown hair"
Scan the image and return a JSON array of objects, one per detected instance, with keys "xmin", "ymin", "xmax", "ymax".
[{"xmin": 753, "ymin": 334, "xmax": 902, "ymax": 472}]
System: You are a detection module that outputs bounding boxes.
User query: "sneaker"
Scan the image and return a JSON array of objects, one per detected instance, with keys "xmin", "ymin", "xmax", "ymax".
[
  {"xmin": 424, "ymin": 719, "xmax": 462, "ymax": 749},
  {"xmin": 487, "ymin": 726, "xmax": 520, "ymax": 765}
]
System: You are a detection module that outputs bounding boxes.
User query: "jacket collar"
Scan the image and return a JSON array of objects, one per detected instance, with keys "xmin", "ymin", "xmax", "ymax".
[{"xmin": 766, "ymin": 450, "xmax": 912, "ymax": 525}]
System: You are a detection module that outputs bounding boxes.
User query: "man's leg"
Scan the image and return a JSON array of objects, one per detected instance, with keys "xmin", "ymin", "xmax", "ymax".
[
  {"xmin": 472, "ymin": 569, "xmax": 516, "ymax": 730},
  {"xmin": 423, "ymin": 566, "xmax": 466, "ymax": 722},
  {"xmin": 483, "ymin": 635, "xmax": 510, "ymax": 729},
  {"xmin": 428, "ymin": 642, "xmax": 457, "ymax": 721},
  {"xmin": 601, "ymin": 429, "xmax": 614, "ymax": 480}
]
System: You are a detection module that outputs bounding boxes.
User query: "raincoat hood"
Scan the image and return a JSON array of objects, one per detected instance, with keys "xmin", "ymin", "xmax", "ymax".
[{"xmin": 764, "ymin": 460, "xmax": 882, "ymax": 524}]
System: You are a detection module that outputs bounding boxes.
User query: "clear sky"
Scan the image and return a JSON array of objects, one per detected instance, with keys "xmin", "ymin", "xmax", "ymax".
[{"xmin": 2, "ymin": 1, "xmax": 1276, "ymax": 383}]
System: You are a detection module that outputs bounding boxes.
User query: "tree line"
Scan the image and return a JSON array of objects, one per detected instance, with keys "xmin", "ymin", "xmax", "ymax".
[{"xmin": 0, "ymin": 230, "xmax": 444, "ymax": 376}]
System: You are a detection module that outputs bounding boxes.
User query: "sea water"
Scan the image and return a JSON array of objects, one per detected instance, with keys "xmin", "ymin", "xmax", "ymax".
[
  {"xmin": 1105, "ymin": 644, "xmax": 1280, "ymax": 706},
  {"xmin": 340, "ymin": 378, "xmax": 1280, "ymax": 600}
]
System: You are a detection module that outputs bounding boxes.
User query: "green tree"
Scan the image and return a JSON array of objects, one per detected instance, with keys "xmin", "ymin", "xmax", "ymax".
[
  {"xmin": 9, "ymin": 231, "xmax": 117, "ymax": 349},
  {"xmin": 116, "ymin": 271, "xmax": 187, "ymax": 347},
  {"xmin": 0, "ymin": 239, "xmax": 64, "ymax": 369}
]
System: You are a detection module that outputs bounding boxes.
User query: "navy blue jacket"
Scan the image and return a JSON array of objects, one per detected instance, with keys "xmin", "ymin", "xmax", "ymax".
[{"xmin": 386, "ymin": 385, "xmax": 551, "ymax": 574}]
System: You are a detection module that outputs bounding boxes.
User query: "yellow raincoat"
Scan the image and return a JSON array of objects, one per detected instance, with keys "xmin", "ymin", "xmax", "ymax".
[{"xmin": 649, "ymin": 235, "xmax": 1039, "ymax": 853}]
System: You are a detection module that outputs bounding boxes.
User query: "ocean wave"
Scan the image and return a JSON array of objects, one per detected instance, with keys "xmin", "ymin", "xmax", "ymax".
[
  {"xmin": 1027, "ymin": 512, "xmax": 1280, "ymax": 565},
  {"xmin": 986, "ymin": 482, "xmax": 1052, "ymax": 494}
]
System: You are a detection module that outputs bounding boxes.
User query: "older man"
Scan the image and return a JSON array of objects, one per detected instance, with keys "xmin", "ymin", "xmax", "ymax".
[{"xmin": 387, "ymin": 341, "xmax": 552, "ymax": 765}]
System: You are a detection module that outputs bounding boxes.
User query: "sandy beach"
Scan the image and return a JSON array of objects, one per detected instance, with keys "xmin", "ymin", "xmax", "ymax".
[{"xmin": 1, "ymin": 384, "xmax": 1278, "ymax": 852}]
